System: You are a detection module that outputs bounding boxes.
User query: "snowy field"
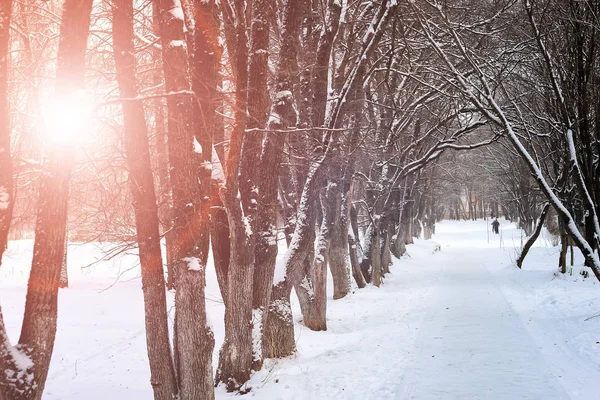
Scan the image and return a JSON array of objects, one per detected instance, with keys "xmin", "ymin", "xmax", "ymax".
[{"xmin": 1, "ymin": 220, "xmax": 599, "ymax": 399}]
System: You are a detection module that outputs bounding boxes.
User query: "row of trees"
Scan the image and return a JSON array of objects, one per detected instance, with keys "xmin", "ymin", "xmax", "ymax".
[{"xmin": 1, "ymin": 0, "xmax": 599, "ymax": 399}]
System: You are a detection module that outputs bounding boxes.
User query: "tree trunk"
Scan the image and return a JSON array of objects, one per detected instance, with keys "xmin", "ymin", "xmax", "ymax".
[
  {"xmin": 216, "ymin": 0, "xmax": 255, "ymax": 391},
  {"xmin": 154, "ymin": 0, "xmax": 215, "ymax": 397},
  {"xmin": 348, "ymin": 232, "xmax": 366, "ymax": 288},
  {"xmin": 0, "ymin": 1, "xmax": 93, "ymax": 399},
  {"xmin": 559, "ymin": 216, "xmax": 568, "ymax": 274},
  {"xmin": 360, "ymin": 224, "xmax": 375, "ymax": 283},
  {"xmin": 210, "ymin": 187, "xmax": 230, "ymax": 304},
  {"xmin": 112, "ymin": 1, "xmax": 178, "ymax": 398},
  {"xmin": 516, "ymin": 203, "xmax": 550, "ymax": 269},
  {"xmin": 251, "ymin": 0, "xmax": 301, "ymax": 365},
  {"xmin": 381, "ymin": 216, "xmax": 392, "ymax": 275},
  {"xmin": 59, "ymin": 235, "xmax": 68, "ymax": 288},
  {"xmin": 372, "ymin": 223, "xmax": 382, "ymax": 287},
  {"xmin": 151, "ymin": 3, "xmax": 175, "ymax": 290},
  {"xmin": 297, "ymin": 189, "xmax": 335, "ymax": 331},
  {"xmin": 239, "ymin": 0, "xmax": 272, "ymax": 218},
  {"xmin": 0, "ymin": 0, "xmax": 13, "ymax": 266}
]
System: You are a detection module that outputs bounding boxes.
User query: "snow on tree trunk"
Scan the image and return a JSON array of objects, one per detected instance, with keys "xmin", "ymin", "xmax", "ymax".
[
  {"xmin": 348, "ymin": 232, "xmax": 367, "ymax": 288},
  {"xmin": 58, "ymin": 235, "xmax": 68, "ymax": 288}
]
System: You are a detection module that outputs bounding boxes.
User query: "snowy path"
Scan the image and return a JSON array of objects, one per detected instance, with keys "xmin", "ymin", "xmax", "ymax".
[
  {"xmin": 3, "ymin": 220, "xmax": 600, "ymax": 399},
  {"xmin": 237, "ymin": 220, "xmax": 600, "ymax": 400},
  {"xmin": 397, "ymin": 247, "xmax": 569, "ymax": 399}
]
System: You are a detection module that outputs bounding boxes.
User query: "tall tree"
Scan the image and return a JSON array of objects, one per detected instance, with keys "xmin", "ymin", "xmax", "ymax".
[
  {"xmin": 154, "ymin": 0, "xmax": 215, "ymax": 397},
  {"xmin": 112, "ymin": 1, "xmax": 178, "ymax": 398},
  {"xmin": 0, "ymin": 0, "xmax": 13, "ymax": 265},
  {"xmin": 215, "ymin": 0, "xmax": 256, "ymax": 390},
  {"xmin": 0, "ymin": 0, "xmax": 94, "ymax": 398}
]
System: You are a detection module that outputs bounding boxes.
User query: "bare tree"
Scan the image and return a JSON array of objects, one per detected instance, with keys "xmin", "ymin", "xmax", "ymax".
[
  {"xmin": 0, "ymin": 0, "xmax": 13, "ymax": 265},
  {"xmin": 0, "ymin": 1, "xmax": 94, "ymax": 398},
  {"xmin": 112, "ymin": 1, "xmax": 178, "ymax": 398}
]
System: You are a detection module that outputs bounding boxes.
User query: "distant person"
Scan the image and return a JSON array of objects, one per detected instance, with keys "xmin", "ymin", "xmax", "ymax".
[{"xmin": 491, "ymin": 218, "xmax": 500, "ymax": 234}]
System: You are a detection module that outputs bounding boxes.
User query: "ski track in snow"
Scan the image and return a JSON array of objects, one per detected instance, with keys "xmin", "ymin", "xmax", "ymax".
[{"xmin": 1, "ymin": 220, "xmax": 599, "ymax": 399}]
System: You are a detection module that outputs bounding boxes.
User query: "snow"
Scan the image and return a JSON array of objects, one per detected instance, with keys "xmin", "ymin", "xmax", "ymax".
[
  {"xmin": 168, "ymin": 3, "xmax": 185, "ymax": 22},
  {"xmin": 168, "ymin": 40, "xmax": 186, "ymax": 49},
  {"xmin": 251, "ymin": 309, "xmax": 263, "ymax": 362},
  {"xmin": 1, "ymin": 220, "xmax": 599, "ymax": 399},
  {"xmin": 211, "ymin": 145, "xmax": 225, "ymax": 184},
  {"xmin": 0, "ymin": 185, "xmax": 8, "ymax": 210},
  {"xmin": 182, "ymin": 257, "xmax": 202, "ymax": 271},
  {"xmin": 193, "ymin": 137, "xmax": 202, "ymax": 154}
]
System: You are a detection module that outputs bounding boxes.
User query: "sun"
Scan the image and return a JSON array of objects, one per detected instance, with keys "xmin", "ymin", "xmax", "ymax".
[{"xmin": 39, "ymin": 91, "xmax": 94, "ymax": 146}]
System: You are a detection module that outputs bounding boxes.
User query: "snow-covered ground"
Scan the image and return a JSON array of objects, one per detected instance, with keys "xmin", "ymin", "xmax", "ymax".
[{"xmin": 1, "ymin": 220, "xmax": 599, "ymax": 399}]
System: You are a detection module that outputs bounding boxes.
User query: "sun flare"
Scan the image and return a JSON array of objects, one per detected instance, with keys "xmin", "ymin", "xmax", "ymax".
[{"xmin": 40, "ymin": 91, "xmax": 93, "ymax": 145}]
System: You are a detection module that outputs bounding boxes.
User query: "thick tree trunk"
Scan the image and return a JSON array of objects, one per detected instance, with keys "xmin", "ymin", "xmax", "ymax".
[
  {"xmin": 0, "ymin": 0, "xmax": 13, "ymax": 266},
  {"xmin": 329, "ymin": 146, "xmax": 355, "ymax": 300},
  {"xmin": 360, "ymin": 224, "xmax": 376, "ymax": 283},
  {"xmin": 297, "ymin": 192, "xmax": 332, "ymax": 331},
  {"xmin": 151, "ymin": 4, "xmax": 175, "ymax": 290},
  {"xmin": 559, "ymin": 216, "xmax": 568, "ymax": 274},
  {"xmin": 112, "ymin": 1, "xmax": 178, "ymax": 398},
  {"xmin": 348, "ymin": 232, "xmax": 367, "ymax": 288},
  {"xmin": 381, "ymin": 216, "xmax": 392, "ymax": 275},
  {"xmin": 263, "ymin": 172, "xmax": 320, "ymax": 359},
  {"xmin": 0, "ymin": 1, "xmax": 93, "ymax": 399},
  {"xmin": 239, "ymin": 0, "xmax": 271, "ymax": 218},
  {"xmin": 372, "ymin": 224, "xmax": 382, "ymax": 287},
  {"xmin": 154, "ymin": 0, "xmax": 215, "ymax": 398},
  {"xmin": 249, "ymin": 0, "xmax": 301, "ymax": 371},
  {"xmin": 216, "ymin": 1, "xmax": 255, "ymax": 391},
  {"xmin": 329, "ymin": 214, "xmax": 351, "ymax": 298}
]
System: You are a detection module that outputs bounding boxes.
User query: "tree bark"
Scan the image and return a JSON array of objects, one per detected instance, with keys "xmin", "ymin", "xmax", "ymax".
[
  {"xmin": 210, "ymin": 186, "xmax": 230, "ymax": 304},
  {"xmin": 154, "ymin": 0, "xmax": 215, "ymax": 397},
  {"xmin": 0, "ymin": 0, "xmax": 13, "ymax": 266},
  {"xmin": 516, "ymin": 203, "xmax": 550, "ymax": 269},
  {"xmin": 0, "ymin": 1, "xmax": 93, "ymax": 399},
  {"xmin": 559, "ymin": 216, "xmax": 568, "ymax": 274},
  {"xmin": 252, "ymin": 0, "xmax": 301, "ymax": 370},
  {"xmin": 112, "ymin": 1, "xmax": 178, "ymax": 398},
  {"xmin": 59, "ymin": 236, "xmax": 68, "ymax": 288},
  {"xmin": 150, "ymin": 3, "xmax": 175, "ymax": 290},
  {"xmin": 372, "ymin": 222, "xmax": 382, "ymax": 287},
  {"xmin": 239, "ymin": 0, "xmax": 272, "ymax": 219},
  {"xmin": 348, "ymin": 232, "xmax": 367, "ymax": 288},
  {"xmin": 216, "ymin": 0, "xmax": 255, "ymax": 391}
]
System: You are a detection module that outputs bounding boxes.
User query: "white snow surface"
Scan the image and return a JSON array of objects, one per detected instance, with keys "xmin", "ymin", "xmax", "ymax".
[
  {"xmin": 0, "ymin": 185, "xmax": 8, "ymax": 210},
  {"xmin": 182, "ymin": 257, "xmax": 202, "ymax": 272},
  {"xmin": 1, "ymin": 220, "xmax": 599, "ymax": 399}
]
